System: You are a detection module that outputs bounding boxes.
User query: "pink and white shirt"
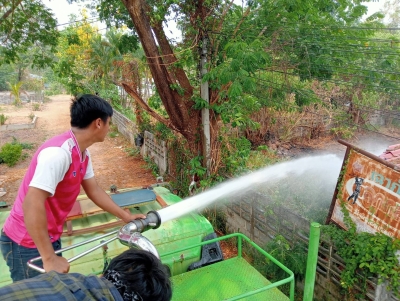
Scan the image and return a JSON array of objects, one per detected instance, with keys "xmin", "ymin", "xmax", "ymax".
[{"xmin": 3, "ymin": 130, "xmax": 94, "ymax": 247}]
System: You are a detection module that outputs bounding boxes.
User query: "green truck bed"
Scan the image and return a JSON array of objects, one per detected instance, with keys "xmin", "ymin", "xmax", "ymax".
[
  {"xmin": 171, "ymin": 257, "xmax": 290, "ymax": 301},
  {"xmin": 165, "ymin": 232, "xmax": 294, "ymax": 301}
]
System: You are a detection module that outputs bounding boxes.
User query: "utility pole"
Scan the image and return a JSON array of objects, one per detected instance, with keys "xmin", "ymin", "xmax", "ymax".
[{"xmin": 200, "ymin": 35, "xmax": 211, "ymax": 175}]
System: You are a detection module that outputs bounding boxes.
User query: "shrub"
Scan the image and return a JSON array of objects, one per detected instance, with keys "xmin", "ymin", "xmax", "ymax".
[
  {"xmin": 0, "ymin": 114, "xmax": 7, "ymax": 125},
  {"xmin": 32, "ymin": 103, "xmax": 41, "ymax": 111},
  {"xmin": 11, "ymin": 137, "xmax": 34, "ymax": 149},
  {"xmin": 0, "ymin": 143, "xmax": 23, "ymax": 166}
]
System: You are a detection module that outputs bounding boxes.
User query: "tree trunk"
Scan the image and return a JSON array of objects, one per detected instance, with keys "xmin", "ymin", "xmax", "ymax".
[{"xmin": 121, "ymin": 0, "xmax": 201, "ymax": 153}]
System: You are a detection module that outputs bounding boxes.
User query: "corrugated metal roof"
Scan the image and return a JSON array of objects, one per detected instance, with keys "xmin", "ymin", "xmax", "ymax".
[{"xmin": 379, "ymin": 143, "xmax": 400, "ymax": 165}]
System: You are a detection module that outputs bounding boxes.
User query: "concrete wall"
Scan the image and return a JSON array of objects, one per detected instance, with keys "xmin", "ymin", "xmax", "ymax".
[
  {"xmin": 111, "ymin": 109, "xmax": 168, "ymax": 175},
  {"xmin": 111, "ymin": 110, "xmax": 137, "ymax": 146},
  {"xmin": 142, "ymin": 131, "xmax": 168, "ymax": 175}
]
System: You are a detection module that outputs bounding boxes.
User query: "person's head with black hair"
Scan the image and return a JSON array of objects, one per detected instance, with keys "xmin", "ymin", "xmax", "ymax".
[
  {"xmin": 103, "ymin": 249, "xmax": 172, "ymax": 301},
  {"xmin": 70, "ymin": 94, "xmax": 113, "ymax": 129}
]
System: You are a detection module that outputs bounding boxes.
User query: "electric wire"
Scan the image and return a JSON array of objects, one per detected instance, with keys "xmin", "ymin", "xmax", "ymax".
[
  {"xmin": 260, "ymin": 69, "xmax": 400, "ymax": 95},
  {"xmin": 56, "ymin": 17, "xmax": 100, "ymax": 27},
  {"xmin": 209, "ymin": 30, "xmax": 400, "ymax": 56},
  {"xmin": 249, "ymin": 76, "xmax": 400, "ymax": 123},
  {"xmin": 250, "ymin": 80, "xmax": 400, "ymax": 140}
]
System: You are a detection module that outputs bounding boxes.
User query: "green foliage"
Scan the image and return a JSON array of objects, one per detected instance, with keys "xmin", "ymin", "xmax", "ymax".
[
  {"xmin": 8, "ymin": 81, "xmax": 26, "ymax": 105},
  {"xmin": 265, "ymin": 235, "xmax": 307, "ymax": 279},
  {"xmin": 0, "ymin": 64, "xmax": 16, "ymax": 91},
  {"xmin": 0, "ymin": 137, "xmax": 33, "ymax": 167},
  {"xmin": 0, "ymin": 143, "xmax": 23, "ymax": 167},
  {"xmin": 153, "ymin": 122, "xmax": 172, "ymax": 140},
  {"xmin": 144, "ymin": 156, "xmax": 159, "ymax": 177},
  {"xmin": 330, "ymin": 126, "xmax": 356, "ymax": 139},
  {"xmin": 169, "ymin": 83, "xmax": 185, "ymax": 96},
  {"xmin": 252, "ymin": 235, "xmax": 307, "ymax": 296},
  {"xmin": 148, "ymin": 93, "xmax": 163, "ymax": 111},
  {"xmin": 192, "ymin": 95, "xmax": 209, "ymax": 110},
  {"xmin": 219, "ymin": 136, "xmax": 252, "ymax": 176},
  {"xmin": 110, "ymin": 95, "xmax": 136, "ymax": 122},
  {"xmin": 201, "ymin": 207, "xmax": 227, "ymax": 234},
  {"xmin": 189, "ymin": 156, "xmax": 207, "ymax": 178},
  {"xmin": 124, "ymin": 147, "xmax": 140, "ymax": 157},
  {"xmin": 100, "ymin": 86, "xmax": 120, "ymax": 104},
  {"xmin": 52, "ymin": 19, "xmax": 102, "ymax": 94},
  {"xmin": 28, "ymin": 113, "xmax": 35, "ymax": 121},
  {"xmin": 0, "ymin": 1, "xmax": 59, "ymax": 67},
  {"xmin": 32, "ymin": 103, "xmax": 41, "ymax": 111},
  {"xmin": 44, "ymin": 82, "xmax": 64, "ymax": 96},
  {"xmin": 118, "ymin": 34, "xmax": 139, "ymax": 54},
  {"xmin": 137, "ymin": 110, "xmax": 152, "ymax": 134},
  {"xmin": 108, "ymin": 124, "xmax": 119, "ymax": 138},
  {"xmin": 0, "ymin": 114, "xmax": 8, "ymax": 125},
  {"xmin": 246, "ymin": 148, "xmax": 280, "ymax": 170},
  {"xmin": 22, "ymin": 78, "xmax": 43, "ymax": 92},
  {"xmin": 323, "ymin": 202, "xmax": 400, "ymax": 299},
  {"xmin": 11, "ymin": 136, "xmax": 34, "ymax": 150}
]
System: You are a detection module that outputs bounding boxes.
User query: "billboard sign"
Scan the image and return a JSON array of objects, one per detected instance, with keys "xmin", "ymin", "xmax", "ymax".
[{"xmin": 327, "ymin": 142, "xmax": 400, "ymax": 239}]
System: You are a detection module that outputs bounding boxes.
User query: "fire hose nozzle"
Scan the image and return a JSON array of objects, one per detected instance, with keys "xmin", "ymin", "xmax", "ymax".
[
  {"xmin": 118, "ymin": 211, "xmax": 161, "ymax": 242},
  {"xmin": 117, "ymin": 211, "xmax": 161, "ymax": 258}
]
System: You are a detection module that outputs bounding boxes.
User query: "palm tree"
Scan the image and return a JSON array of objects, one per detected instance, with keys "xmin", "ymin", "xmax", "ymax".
[
  {"xmin": 88, "ymin": 31, "xmax": 123, "ymax": 87},
  {"xmin": 8, "ymin": 81, "xmax": 29, "ymax": 105}
]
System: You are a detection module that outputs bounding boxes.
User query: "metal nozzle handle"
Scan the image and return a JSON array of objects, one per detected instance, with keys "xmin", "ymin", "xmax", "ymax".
[
  {"xmin": 27, "ymin": 230, "xmax": 118, "ymax": 273},
  {"xmin": 27, "ymin": 211, "xmax": 162, "ymax": 273}
]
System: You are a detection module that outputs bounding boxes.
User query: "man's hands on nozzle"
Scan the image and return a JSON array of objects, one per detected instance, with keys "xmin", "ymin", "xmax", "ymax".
[
  {"xmin": 43, "ymin": 254, "xmax": 70, "ymax": 274},
  {"xmin": 122, "ymin": 213, "xmax": 146, "ymax": 223}
]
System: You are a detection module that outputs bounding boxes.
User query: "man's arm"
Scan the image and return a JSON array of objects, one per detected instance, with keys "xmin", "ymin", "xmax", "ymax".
[
  {"xmin": 81, "ymin": 177, "xmax": 146, "ymax": 223},
  {"xmin": 22, "ymin": 187, "xmax": 70, "ymax": 273}
]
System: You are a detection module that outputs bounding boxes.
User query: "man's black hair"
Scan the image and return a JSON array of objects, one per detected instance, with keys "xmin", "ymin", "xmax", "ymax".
[
  {"xmin": 70, "ymin": 94, "xmax": 113, "ymax": 128},
  {"xmin": 104, "ymin": 249, "xmax": 172, "ymax": 301}
]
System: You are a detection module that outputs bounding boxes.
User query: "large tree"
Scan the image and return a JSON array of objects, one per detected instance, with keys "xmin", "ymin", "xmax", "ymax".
[
  {"xmin": 0, "ymin": 0, "xmax": 59, "ymax": 67},
  {"xmin": 87, "ymin": 0, "xmax": 379, "ymax": 174}
]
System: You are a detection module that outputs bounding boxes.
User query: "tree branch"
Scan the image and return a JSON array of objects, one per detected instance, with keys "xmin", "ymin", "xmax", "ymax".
[
  {"xmin": 120, "ymin": 82, "xmax": 180, "ymax": 132},
  {"xmin": 0, "ymin": 0, "xmax": 23, "ymax": 25}
]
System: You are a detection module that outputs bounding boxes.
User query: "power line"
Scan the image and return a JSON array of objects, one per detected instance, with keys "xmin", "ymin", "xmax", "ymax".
[
  {"xmin": 209, "ymin": 27, "xmax": 400, "ymax": 44},
  {"xmin": 250, "ymin": 79, "xmax": 400, "ymax": 140},
  {"xmin": 273, "ymin": 39, "xmax": 400, "ymax": 57},
  {"xmin": 56, "ymin": 17, "xmax": 100, "ymax": 28},
  {"xmin": 229, "ymin": 18, "xmax": 400, "ymax": 31},
  {"xmin": 269, "ymin": 63, "xmax": 400, "ymax": 86},
  {"xmin": 262, "ymin": 69, "xmax": 400, "ymax": 94},
  {"xmin": 248, "ymin": 76, "xmax": 400, "ymax": 121}
]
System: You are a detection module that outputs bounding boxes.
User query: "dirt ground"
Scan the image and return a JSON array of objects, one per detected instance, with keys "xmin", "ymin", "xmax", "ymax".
[{"xmin": 0, "ymin": 95, "xmax": 156, "ymax": 206}]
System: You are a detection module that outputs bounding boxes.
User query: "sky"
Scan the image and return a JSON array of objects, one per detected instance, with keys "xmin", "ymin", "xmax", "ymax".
[
  {"xmin": 43, "ymin": 0, "xmax": 103, "ymax": 30},
  {"xmin": 43, "ymin": 1, "xmax": 86, "ymax": 26}
]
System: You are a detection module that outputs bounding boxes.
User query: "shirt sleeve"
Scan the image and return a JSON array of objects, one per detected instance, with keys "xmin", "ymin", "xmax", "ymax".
[
  {"xmin": 84, "ymin": 150, "xmax": 95, "ymax": 180},
  {"xmin": 29, "ymin": 147, "xmax": 71, "ymax": 196}
]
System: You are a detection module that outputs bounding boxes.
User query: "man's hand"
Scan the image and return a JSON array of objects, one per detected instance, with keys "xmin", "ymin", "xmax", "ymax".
[
  {"xmin": 23, "ymin": 187, "xmax": 70, "ymax": 274},
  {"xmin": 43, "ymin": 255, "xmax": 70, "ymax": 274},
  {"xmin": 122, "ymin": 213, "xmax": 146, "ymax": 224}
]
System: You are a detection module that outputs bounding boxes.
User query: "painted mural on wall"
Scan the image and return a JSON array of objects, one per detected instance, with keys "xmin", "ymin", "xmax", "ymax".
[{"xmin": 330, "ymin": 150, "xmax": 400, "ymax": 239}]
